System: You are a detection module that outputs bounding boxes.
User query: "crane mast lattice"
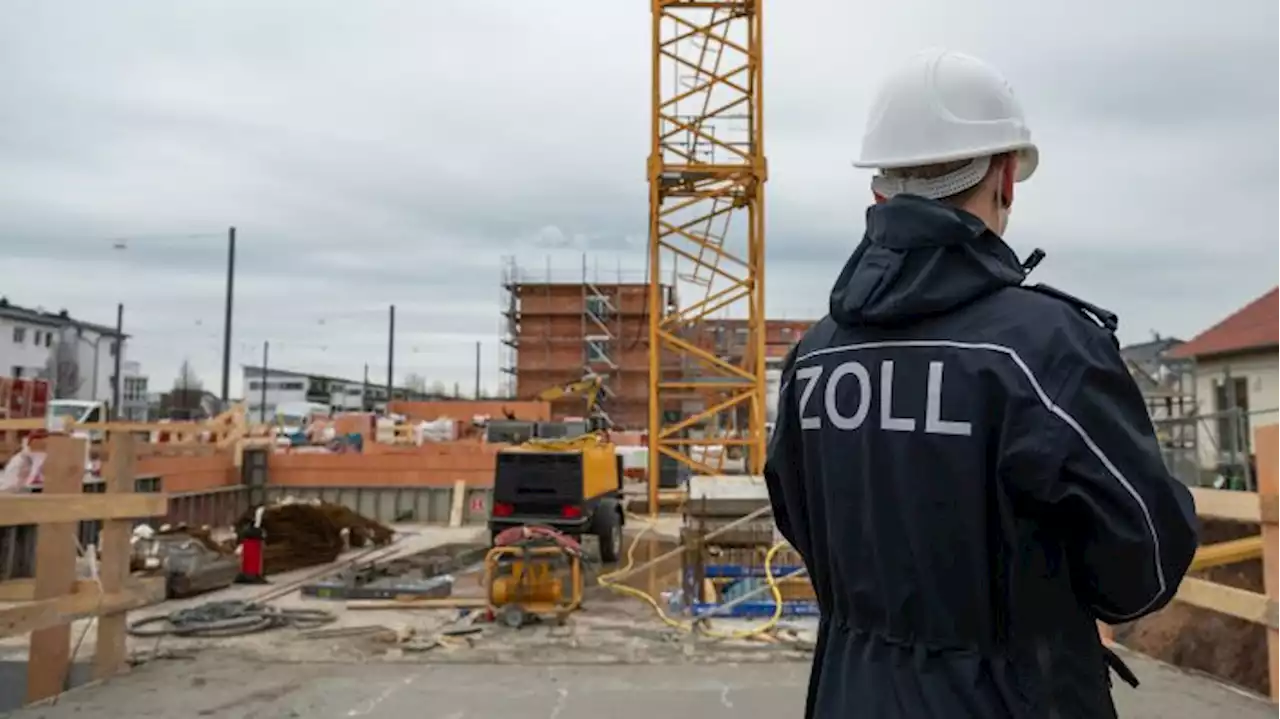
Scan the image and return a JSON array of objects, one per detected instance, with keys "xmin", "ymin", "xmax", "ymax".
[{"xmin": 647, "ymin": 0, "xmax": 767, "ymax": 513}]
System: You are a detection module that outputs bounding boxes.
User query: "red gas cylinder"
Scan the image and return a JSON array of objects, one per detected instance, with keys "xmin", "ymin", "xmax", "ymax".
[{"xmin": 236, "ymin": 507, "xmax": 268, "ymax": 584}]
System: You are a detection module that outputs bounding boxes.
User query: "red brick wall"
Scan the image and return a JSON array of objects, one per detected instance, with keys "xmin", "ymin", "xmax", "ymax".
[
  {"xmin": 268, "ymin": 442, "xmax": 500, "ymax": 488},
  {"xmin": 136, "ymin": 453, "xmax": 239, "ymax": 494}
]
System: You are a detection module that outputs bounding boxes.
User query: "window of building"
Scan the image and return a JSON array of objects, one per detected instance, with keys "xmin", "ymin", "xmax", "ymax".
[
  {"xmin": 32, "ymin": 330, "xmax": 41, "ymax": 345},
  {"xmin": 587, "ymin": 338, "xmax": 609, "ymax": 363},
  {"xmin": 10, "ymin": 366, "xmax": 22, "ymax": 378},
  {"xmin": 109, "ymin": 341, "xmax": 117, "ymax": 357},
  {"xmin": 248, "ymin": 381, "xmax": 262, "ymax": 391},
  {"xmin": 134, "ymin": 477, "xmax": 162, "ymax": 493},
  {"xmin": 280, "ymin": 381, "xmax": 304, "ymax": 391},
  {"xmin": 1214, "ymin": 376, "xmax": 1251, "ymax": 457},
  {"xmin": 12, "ymin": 327, "xmax": 24, "ymax": 344},
  {"xmin": 45, "ymin": 333, "xmax": 52, "ymax": 347},
  {"xmin": 586, "ymin": 295, "xmax": 611, "ymax": 318}
]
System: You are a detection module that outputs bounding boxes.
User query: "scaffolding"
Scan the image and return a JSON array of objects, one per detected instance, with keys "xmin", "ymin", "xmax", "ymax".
[
  {"xmin": 647, "ymin": 0, "xmax": 767, "ymax": 511},
  {"xmin": 500, "ymin": 255, "xmax": 649, "ymax": 425},
  {"xmin": 581, "ymin": 255, "xmax": 624, "ymax": 424},
  {"xmin": 499, "ymin": 256, "xmax": 544, "ymax": 399}
]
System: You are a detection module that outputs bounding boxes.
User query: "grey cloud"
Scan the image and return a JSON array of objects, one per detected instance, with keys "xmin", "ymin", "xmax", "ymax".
[{"xmin": 2, "ymin": 0, "xmax": 1276, "ymax": 395}]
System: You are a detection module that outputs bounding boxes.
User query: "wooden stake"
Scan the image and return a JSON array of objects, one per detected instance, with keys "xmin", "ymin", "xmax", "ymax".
[{"xmin": 26, "ymin": 436, "xmax": 83, "ymax": 704}]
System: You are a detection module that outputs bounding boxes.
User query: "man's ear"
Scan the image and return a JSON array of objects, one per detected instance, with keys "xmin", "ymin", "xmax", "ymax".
[{"xmin": 1000, "ymin": 154, "xmax": 1016, "ymax": 208}]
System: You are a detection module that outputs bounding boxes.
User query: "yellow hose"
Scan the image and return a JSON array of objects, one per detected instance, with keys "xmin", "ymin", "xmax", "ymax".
[{"xmin": 596, "ymin": 512, "xmax": 790, "ymax": 640}]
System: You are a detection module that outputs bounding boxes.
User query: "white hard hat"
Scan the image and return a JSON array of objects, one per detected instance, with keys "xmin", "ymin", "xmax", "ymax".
[{"xmin": 854, "ymin": 49, "xmax": 1038, "ymax": 183}]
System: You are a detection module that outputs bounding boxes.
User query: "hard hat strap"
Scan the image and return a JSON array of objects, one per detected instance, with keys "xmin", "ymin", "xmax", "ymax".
[{"xmin": 870, "ymin": 156, "xmax": 991, "ymax": 201}]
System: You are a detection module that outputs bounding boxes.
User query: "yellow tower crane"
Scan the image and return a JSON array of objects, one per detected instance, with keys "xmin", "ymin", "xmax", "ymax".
[{"xmin": 646, "ymin": 0, "xmax": 767, "ymax": 514}]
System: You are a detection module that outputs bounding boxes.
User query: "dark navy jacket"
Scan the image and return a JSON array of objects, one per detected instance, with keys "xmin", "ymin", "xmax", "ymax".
[{"xmin": 763, "ymin": 196, "xmax": 1198, "ymax": 719}]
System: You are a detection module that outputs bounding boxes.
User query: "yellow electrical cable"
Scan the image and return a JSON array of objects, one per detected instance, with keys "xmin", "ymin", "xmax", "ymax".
[{"xmin": 597, "ymin": 511, "xmax": 790, "ymax": 640}]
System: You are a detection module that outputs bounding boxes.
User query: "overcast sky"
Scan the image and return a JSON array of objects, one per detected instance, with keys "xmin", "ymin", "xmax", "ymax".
[{"xmin": 2, "ymin": 1, "xmax": 1276, "ymax": 397}]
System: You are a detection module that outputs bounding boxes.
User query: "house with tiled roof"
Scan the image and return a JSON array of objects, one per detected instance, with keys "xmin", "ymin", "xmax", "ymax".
[
  {"xmin": 0, "ymin": 297, "xmax": 136, "ymax": 407},
  {"xmin": 1170, "ymin": 287, "xmax": 1279, "ymax": 472}
]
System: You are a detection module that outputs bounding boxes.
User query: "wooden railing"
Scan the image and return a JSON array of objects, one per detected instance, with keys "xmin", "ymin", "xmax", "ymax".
[
  {"xmin": 1179, "ymin": 425, "xmax": 1278, "ymax": 700},
  {"xmin": 0, "ymin": 434, "xmax": 168, "ymax": 705},
  {"xmin": 0, "ymin": 404, "xmax": 264, "ymax": 468}
]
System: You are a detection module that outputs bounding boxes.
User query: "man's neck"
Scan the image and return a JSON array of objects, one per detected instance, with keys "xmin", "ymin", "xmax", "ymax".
[{"xmin": 958, "ymin": 199, "xmax": 1001, "ymax": 236}]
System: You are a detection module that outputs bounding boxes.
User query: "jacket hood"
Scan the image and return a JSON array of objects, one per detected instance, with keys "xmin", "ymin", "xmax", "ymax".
[{"xmin": 829, "ymin": 195, "xmax": 1027, "ymax": 327}]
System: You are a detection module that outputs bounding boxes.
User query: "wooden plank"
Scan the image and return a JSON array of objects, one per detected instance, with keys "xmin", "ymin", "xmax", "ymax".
[
  {"xmin": 1189, "ymin": 535, "xmax": 1264, "ymax": 571},
  {"xmin": 346, "ymin": 597, "xmax": 488, "ymax": 611},
  {"xmin": 1190, "ymin": 487, "xmax": 1262, "ymax": 522},
  {"xmin": 93, "ymin": 433, "xmax": 133, "ymax": 681},
  {"xmin": 448, "ymin": 479, "xmax": 466, "ymax": 528},
  {"xmin": 0, "ymin": 578, "xmax": 150, "ymax": 604},
  {"xmin": 0, "ymin": 577, "xmax": 165, "ymax": 640},
  {"xmin": 1253, "ymin": 424, "xmax": 1278, "ymax": 700},
  {"xmin": 78, "ymin": 422, "xmax": 207, "ymax": 434},
  {"xmin": 0, "ymin": 494, "xmax": 168, "ymax": 528},
  {"xmin": 0, "ymin": 578, "xmax": 36, "ymax": 601},
  {"xmin": 1176, "ymin": 576, "xmax": 1278, "ymax": 629},
  {"xmin": 26, "ymin": 436, "xmax": 82, "ymax": 705},
  {"xmin": 0, "ymin": 418, "xmax": 48, "ymax": 432}
]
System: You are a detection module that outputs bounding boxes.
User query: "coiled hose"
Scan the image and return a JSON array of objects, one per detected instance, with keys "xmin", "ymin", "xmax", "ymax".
[{"xmin": 127, "ymin": 600, "xmax": 336, "ymax": 638}]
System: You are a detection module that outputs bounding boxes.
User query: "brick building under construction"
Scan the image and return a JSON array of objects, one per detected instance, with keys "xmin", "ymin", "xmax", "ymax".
[{"xmin": 500, "ymin": 258, "xmax": 812, "ymax": 430}]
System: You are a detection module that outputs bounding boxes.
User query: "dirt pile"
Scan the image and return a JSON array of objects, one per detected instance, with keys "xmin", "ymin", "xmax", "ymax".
[
  {"xmin": 1116, "ymin": 518, "xmax": 1268, "ymax": 696},
  {"xmin": 237, "ymin": 501, "xmax": 394, "ymax": 574}
]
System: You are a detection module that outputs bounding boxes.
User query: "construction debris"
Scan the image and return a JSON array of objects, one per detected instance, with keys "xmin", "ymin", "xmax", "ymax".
[
  {"xmin": 300, "ymin": 542, "xmax": 488, "ymax": 601},
  {"xmin": 130, "ymin": 525, "xmax": 240, "ymax": 598}
]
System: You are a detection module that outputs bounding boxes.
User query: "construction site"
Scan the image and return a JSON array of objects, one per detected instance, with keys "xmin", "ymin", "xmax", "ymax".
[{"xmin": 0, "ymin": 2, "xmax": 1277, "ymax": 718}]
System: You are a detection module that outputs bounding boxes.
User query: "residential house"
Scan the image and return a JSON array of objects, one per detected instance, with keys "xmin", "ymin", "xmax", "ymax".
[
  {"xmin": 0, "ymin": 298, "xmax": 129, "ymax": 405},
  {"xmin": 119, "ymin": 360, "xmax": 150, "ymax": 421},
  {"xmin": 1170, "ymin": 287, "xmax": 1279, "ymax": 475},
  {"xmin": 1120, "ymin": 334, "xmax": 1197, "ymax": 418}
]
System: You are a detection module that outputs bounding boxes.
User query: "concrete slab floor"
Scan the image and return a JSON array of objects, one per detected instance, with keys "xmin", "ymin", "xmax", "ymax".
[
  {"xmin": 7, "ymin": 648, "xmax": 1274, "ymax": 719},
  {"xmin": 0, "ymin": 526, "xmax": 489, "ymax": 663}
]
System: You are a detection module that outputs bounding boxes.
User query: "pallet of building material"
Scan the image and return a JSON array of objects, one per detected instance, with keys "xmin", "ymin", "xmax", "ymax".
[
  {"xmin": 691, "ymin": 600, "xmax": 820, "ymax": 618},
  {"xmin": 705, "ymin": 546, "xmax": 805, "ymax": 569},
  {"xmin": 681, "ymin": 522, "xmax": 776, "ymax": 549},
  {"xmin": 699, "ymin": 566, "xmax": 816, "ymax": 604}
]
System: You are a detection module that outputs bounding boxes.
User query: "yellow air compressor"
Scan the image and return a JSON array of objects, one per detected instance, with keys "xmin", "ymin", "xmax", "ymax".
[{"xmin": 485, "ymin": 526, "xmax": 584, "ymax": 628}]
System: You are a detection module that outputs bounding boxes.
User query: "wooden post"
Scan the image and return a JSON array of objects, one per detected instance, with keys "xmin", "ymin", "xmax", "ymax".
[
  {"xmin": 1255, "ymin": 424, "xmax": 1278, "ymax": 701},
  {"xmin": 93, "ymin": 432, "xmax": 134, "ymax": 680},
  {"xmin": 25, "ymin": 436, "xmax": 83, "ymax": 704}
]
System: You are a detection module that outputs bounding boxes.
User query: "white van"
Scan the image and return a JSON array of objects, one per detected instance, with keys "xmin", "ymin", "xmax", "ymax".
[{"xmin": 47, "ymin": 399, "xmax": 109, "ymax": 441}]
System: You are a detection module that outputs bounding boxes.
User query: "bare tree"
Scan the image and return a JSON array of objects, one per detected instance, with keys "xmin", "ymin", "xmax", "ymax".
[
  {"xmin": 428, "ymin": 380, "xmax": 448, "ymax": 397},
  {"xmin": 43, "ymin": 330, "xmax": 83, "ymax": 399},
  {"xmin": 402, "ymin": 372, "xmax": 428, "ymax": 394},
  {"xmin": 173, "ymin": 359, "xmax": 204, "ymax": 391}
]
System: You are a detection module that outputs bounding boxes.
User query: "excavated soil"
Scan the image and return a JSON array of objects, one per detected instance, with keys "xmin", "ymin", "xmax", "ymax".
[
  {"xmin": 1116, "ymin": 519, "xmax": 1268, "ymax": 696},
  {"xmin": 236, "ymin": 501, "xmax": 395, "ymax": 574}
]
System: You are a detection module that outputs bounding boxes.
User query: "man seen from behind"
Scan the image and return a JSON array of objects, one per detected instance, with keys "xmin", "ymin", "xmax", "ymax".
[{"xmin": 763, "ymin": 49, "xmax": 1199, "ymax": 719}]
